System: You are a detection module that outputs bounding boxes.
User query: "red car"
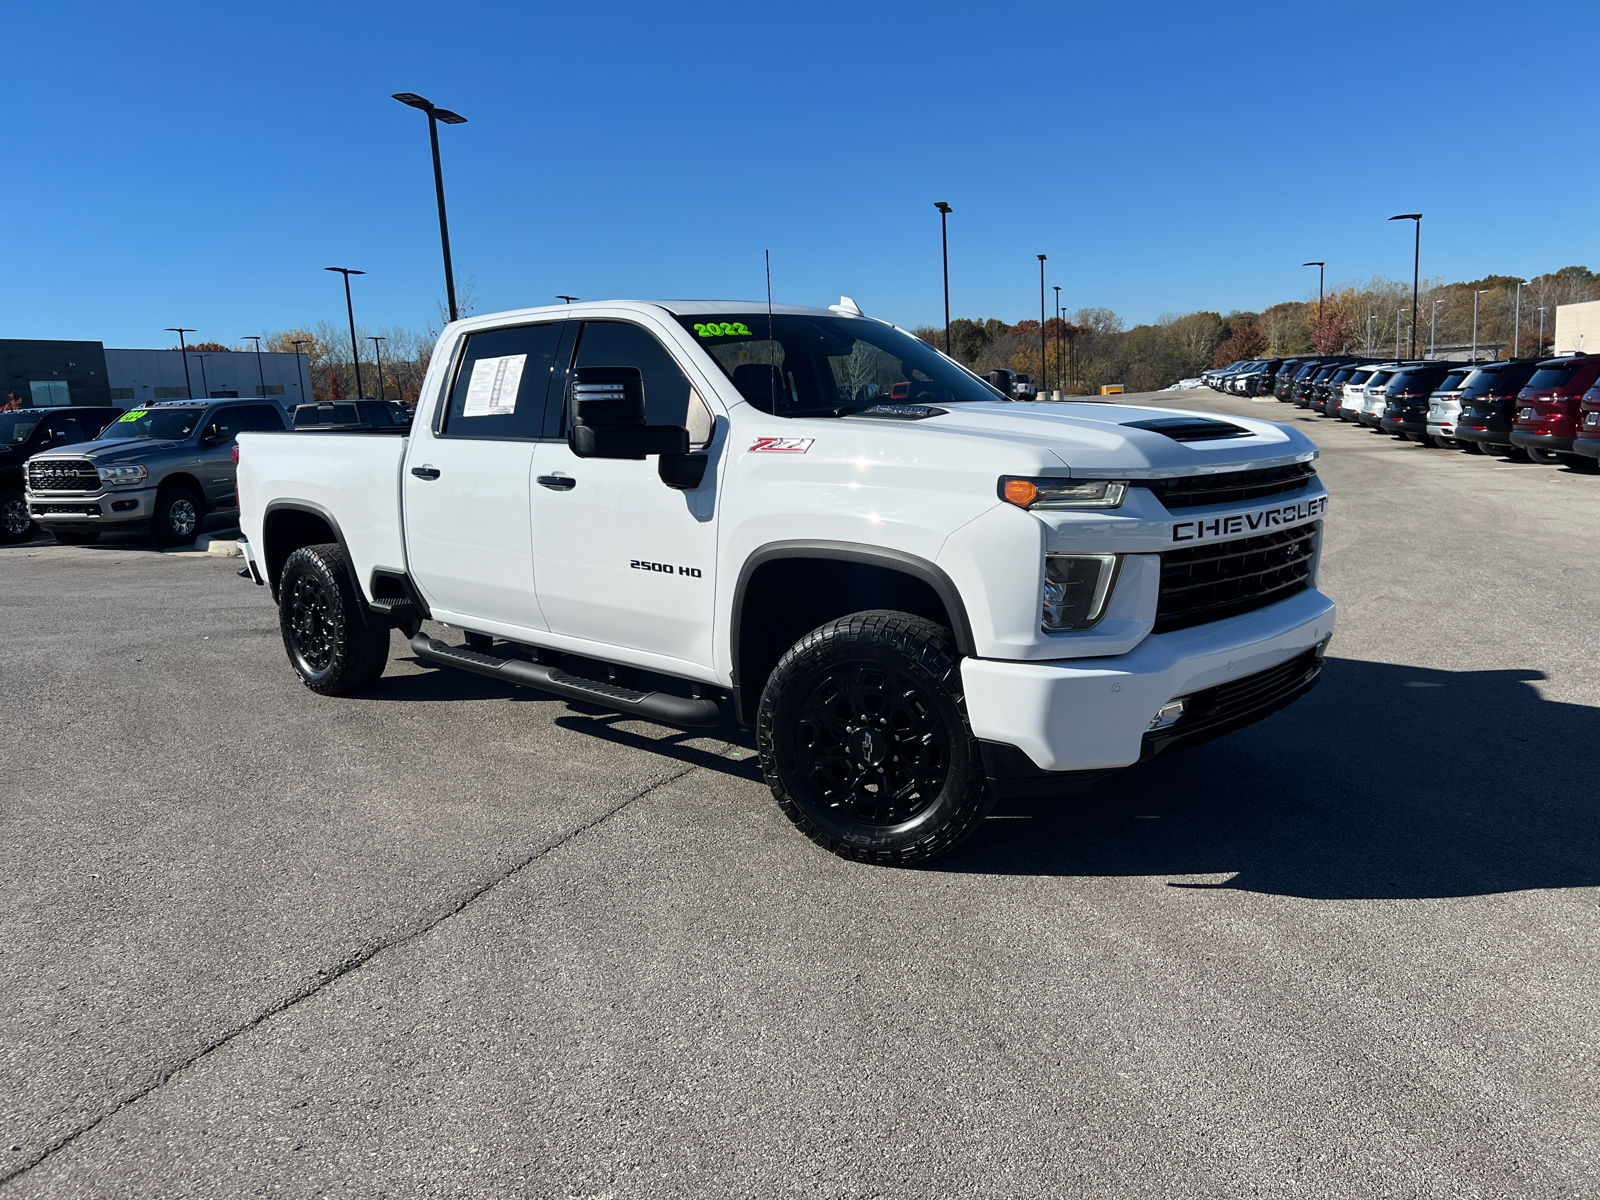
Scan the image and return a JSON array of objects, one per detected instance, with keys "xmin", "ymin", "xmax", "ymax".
[
  {"xmin": 1510, "ymin": 354, "xmax": 1600, "ymax": 468},
  {"xmin": 1574, "ymin": 380, "xmax": 1600, "ymax": 464}
]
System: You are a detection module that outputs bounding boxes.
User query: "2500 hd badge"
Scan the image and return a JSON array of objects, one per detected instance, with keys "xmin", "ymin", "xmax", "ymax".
[{"xmin": 1172, "ymin": 495, "xmax": 1328, "ymax": 542}]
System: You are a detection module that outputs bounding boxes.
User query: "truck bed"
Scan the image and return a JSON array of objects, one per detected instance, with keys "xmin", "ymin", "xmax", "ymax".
[{"xmin": 236, "ymin": 431, "xmax": 408, "ymax": 599}]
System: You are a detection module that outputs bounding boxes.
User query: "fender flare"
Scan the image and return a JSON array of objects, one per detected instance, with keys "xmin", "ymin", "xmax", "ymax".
[{"xmin": 261, "ymin": 498, "xmax": 360, "ymax": 603}]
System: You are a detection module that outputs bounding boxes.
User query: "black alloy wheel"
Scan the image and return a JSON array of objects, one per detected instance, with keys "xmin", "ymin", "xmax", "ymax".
[
  {"xmin": 277, "ymin": 543, "xmax": 390, "ymax": 695},
  {"xmin": 758, "ymin": 610, "xmax": 993, "ymax": 865},
  {"xmin": 0, "ymin": 490, "xmax": 33, "ymax": 543}
]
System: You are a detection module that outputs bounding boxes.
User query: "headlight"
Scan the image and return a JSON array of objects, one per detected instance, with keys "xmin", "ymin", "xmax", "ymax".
[
  {"xmin": 97, "ymin": 464, "xmax": 147, "ymax": 485},
  {"xmin": 1042, "ymin": 554, "xmax": 1119, "ymax": 631},
  {"xmin": 1001, "ymin": 477, "xmax": 1127, "ymax": 510}
]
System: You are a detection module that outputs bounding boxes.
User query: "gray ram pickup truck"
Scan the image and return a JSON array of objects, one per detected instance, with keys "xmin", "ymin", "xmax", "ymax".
[{"xmin": 25, "ymin": 399, "xmax": 289, "ymax": 545}]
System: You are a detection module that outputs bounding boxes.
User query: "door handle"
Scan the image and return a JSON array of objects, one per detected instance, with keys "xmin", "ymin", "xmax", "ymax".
[
  {"xmin": 537, "ymin": 474, "xmax": 575, "ymax": 491},
  {"xmin": 411, "ymin": 466, "xmax": 441, "ymax": 480}
]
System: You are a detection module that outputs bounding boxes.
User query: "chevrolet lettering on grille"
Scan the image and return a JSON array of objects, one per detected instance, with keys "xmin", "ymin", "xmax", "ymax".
[{"xmin": 1171, "ymin": 495, "xmax": 1327, "ymax": 542}]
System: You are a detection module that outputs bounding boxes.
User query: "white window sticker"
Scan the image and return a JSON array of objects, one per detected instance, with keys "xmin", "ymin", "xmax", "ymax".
[{"xmin": 462, "ymin": 354, "xmax": 527, "ymax": 417}]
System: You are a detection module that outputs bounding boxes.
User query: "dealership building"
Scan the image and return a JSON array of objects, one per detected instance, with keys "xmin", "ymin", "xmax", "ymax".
[{"xmin": 2, "ymin": 339, "xmax": 312, "ymax": 410}]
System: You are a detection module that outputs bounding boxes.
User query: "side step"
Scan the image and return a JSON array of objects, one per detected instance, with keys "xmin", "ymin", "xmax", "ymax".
[{"xmin": 409, "ymin": 633, "xmax": 722, "ymax": 729}]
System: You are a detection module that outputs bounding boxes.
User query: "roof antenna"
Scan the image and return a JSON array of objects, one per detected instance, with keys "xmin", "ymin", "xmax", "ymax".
[{"xmin": 766, "ymin": 249, "xmax": 777, "ymax": 412}]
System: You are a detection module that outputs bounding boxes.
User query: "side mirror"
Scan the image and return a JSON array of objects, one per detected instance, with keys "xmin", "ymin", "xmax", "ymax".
[{"xmin": 568, "ymin": 366, "xmax": 689, "ymax": 461}]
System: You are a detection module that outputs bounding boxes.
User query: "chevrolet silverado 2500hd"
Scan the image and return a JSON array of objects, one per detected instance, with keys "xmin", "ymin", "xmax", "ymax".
[{"xmin": 237, "ymin": 299, "xmax": 1335, "ymax": 865}]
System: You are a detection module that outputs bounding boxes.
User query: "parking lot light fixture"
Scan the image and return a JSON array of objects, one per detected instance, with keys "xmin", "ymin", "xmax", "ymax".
[
  {"xmin": 1302, "ymin": 262, "xmax": 1325, "ymax": 323},
  {"xmin": 194, "ymin": 353, "xmax": 212, "ymax": 399},
  {"xmin": 164, "ymin": 327, "xmax": 196, "ymax": 399},
  {"xmin": 1538, "ymin": 306, "xmax": 1548, "ymax": 355},
  {"xmin": 1431, "ymin": 297, "xmax": 1441, "ymax": 358},
  {"xmin": 1388, "ymin": 214, "xmax": 1422, "ymax": 359},
  {"xmin": 934, "ymin": 202, "xmax": 953, "ymax": 355},
  {"xmin": 1472, "ymin": 288, "xmax": 1489, "ymax": 361},
  {"xmin": 1396, "ymin": 309, "xmax": 1404, "ymax": 360},
  {"xmin": 1053, "ymin": 284, "xmax": 1062, "ymax": 391},
  {"xmin": 368, "ymin": 336, "xmax": 387, "ymax": 402},
  {"xmin": 1513, "ymin": 281, "xmax": 1523, "ymax": 357},
  {"xmin": 325, "ymin": 267, "xmax": 367, "ymax": 398},
  {"xmin": 393, "ymin": 92, "xmax": 467, "ymax": 323}
]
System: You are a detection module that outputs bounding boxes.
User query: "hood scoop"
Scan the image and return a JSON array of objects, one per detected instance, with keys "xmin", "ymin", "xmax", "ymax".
[
  {"xmin": 846, "ymin": 404, "xmax": 948, "ymax": 421},
  {"xmin": 1121, "ymin": 416, "xmax": 1251, "ymax": 442}
]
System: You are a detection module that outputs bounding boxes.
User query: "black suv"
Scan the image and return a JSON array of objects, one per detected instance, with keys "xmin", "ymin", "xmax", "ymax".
[
  {"xmin": 0, "ymin": 407, "xmax": 124, "ymax": 542},
  {"xmin": 1452, "ymin": 360, "xmax": 1543, "ymax": 457},
  {"xmin": 1379, "ymin": 362, "xmax": 1460, "ymax": 445}
]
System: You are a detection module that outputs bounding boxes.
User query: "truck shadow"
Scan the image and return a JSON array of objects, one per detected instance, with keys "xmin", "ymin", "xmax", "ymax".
[{"xmin": 936, "ymin": 657, "xmax": 1600, "ymax": 900}]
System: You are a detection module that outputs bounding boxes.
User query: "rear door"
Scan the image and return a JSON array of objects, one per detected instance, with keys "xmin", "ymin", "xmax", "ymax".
[
  {"xmin": 527, "ymin": 318, "xmax": 722, "ymax": 669},
  {"xmin": 402, "ymin": 320, "xmax": 566, "ymax": 634}
]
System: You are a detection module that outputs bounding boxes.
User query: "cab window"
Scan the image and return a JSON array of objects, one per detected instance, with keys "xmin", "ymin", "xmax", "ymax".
[
  {"xmin": 440, "ymin": 322, "xmax": 564, "ymax": 439},
  {"xmin": 565, "ymin": 321, "xmax": 695, "ymax": 431}
]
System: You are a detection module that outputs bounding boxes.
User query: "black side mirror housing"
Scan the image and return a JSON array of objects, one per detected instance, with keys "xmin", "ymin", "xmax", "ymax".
[
  {"xmin": 657, "ymin": 453, "xmax": 708, "ymax": 490},
  {"xmin": 568, "ymin": 366, "xmax": 690, "ymax": 462}
]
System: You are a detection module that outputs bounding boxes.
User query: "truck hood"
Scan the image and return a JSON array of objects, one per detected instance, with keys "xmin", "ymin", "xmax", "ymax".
[
  {"xmin": 36, "ymin": 437, "xmax": 188, "ymax": 463},
  {"xmin": 844, "ymin": 400, "xmax": 1315, "ymax": 478}
]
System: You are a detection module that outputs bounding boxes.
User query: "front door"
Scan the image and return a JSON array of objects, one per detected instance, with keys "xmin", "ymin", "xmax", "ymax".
[
  {"xmin": 402, "ymin": 320, "xmax": 566, "ymax": 634},
  {"xmin": 196, "ymin": 406, "xmax": 243, "ymax": 507},
  {"xmin": 528, "ymin": 319, "xmax": 721, "ymax": 669}
]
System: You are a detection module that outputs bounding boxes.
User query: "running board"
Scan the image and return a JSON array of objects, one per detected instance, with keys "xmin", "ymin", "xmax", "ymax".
[{"xmin": 409, "ymin": 633, "xmax": 722, "ymax": 728}]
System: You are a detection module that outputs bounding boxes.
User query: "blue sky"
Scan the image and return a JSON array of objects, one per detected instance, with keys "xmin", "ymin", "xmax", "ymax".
[{"xmin": 4, "ymin": 0, "xmax": 1596, "ymax": 347}]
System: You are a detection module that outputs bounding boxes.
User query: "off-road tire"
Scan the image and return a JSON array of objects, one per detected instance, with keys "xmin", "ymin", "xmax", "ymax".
[
  {"xmin": 50, "ymin": 530, "xmax": 100, "ymax": 545},
  {"xmin": 756, "ymin": 610, "xmax": 994, "ymax": 866},
  {"xmin": 0, "ymin": 489, "xmax": 34, "ymax": 544},
  {"xmin": 152, "ymin": 487, "xmax": 202, "ymax": 546},
  {"xmin": 278, "ymin": 543, "xmax": 390, "ymax": 695}
]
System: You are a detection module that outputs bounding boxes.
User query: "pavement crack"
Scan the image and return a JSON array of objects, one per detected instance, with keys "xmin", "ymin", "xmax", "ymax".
[{"xmin": 0, "ymin": 764, "xmax": 699, "ymax": 1189}]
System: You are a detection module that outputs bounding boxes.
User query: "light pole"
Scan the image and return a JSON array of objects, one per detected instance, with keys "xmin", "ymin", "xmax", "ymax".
[
  {"xmin": 1302, "ymin": 262, "xmax": 1325, "ymax": 325},
  {"xmin": 1396, "ymin": 308, "xmax": 1405, "ymax": 360},
  {"xmin": 1053, "ymin": 284, "xmax": 1062, "ymax": 392},
  {"xmin": 291, "ymin": 340, "xmax": 312, "ymax": 406},
  {"xmin": 194, "ymin": 353, "xmax": 212, "ymax": 399},
  {"xmin": 392, "ymin": 93, "xmax": 467, "ymax": 323},
  {"xmin": 325, "ymin": 267, "xmax": 366, "ymax": 397},
  {"xmin": 556, "ymin": 295, "xmax": 578, "ymax": 304},
  {"xmin": 1037, "ymin": 254, "xmax": 1047, "ymax": 393},
  {"xmin": 1388, "ymin": 214, "xmax": 1422, "ymax": 360},
  {"xmin": 1513, "ymin": 280, "xmax": 1522, "ymax": 357},
  {"xmin": 935, "ymin": 202, "xmax": 953, "ymax": 356},
  {"xmin": 1431, "ymin": 297, "xmax": 1441, "ymax": 358},
  {"xmin": 1472, "ymin": 288, "xmax": 1489, "ymax": 361},
  {"xmin": 242, "ymin": 334, "xmax": 266, "ymax": 400},
  {"xmin": 368, "ymin": 336, "xmax": 387, "ymax": 402},
  {"xmin": 164, "ymin": 327, "xmax": 196, "ymax": 399},
  {"xmin": 1367, "ymin": 311, "xmax": 1373, "ymax": 356},
  {"xmin": 1537, "ymin": 307, "xmax": 1548, "ymax": 356}
]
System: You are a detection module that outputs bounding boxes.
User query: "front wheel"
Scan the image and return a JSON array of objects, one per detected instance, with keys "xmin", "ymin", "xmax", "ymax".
[
  {"xmin": 756, "ymin": 610, "xmax": 994, "ymax": 866},
  {"xmin": 152, "ymin": 487, "xmax": 202, "ymax": 546},
  {"xmin": 278, "ymin": 543, "xmax": 390, "ymax": 695},
  {"xmin": 0, "ymin": 490, "xmax": 35, "ymax": 543}
]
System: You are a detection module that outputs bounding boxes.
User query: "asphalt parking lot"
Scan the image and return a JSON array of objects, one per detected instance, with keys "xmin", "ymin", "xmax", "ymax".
[{"xmin": 3, "ymin": 392, "xmax": 1598, "ymax": 1199}]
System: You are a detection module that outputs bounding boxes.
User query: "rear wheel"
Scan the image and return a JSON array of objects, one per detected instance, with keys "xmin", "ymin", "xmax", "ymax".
[
  {"xmin": 50, "ymin": 530, "xmax": 100, "ymax": 545},
  {"xmin": 278, "ymin": 543, "xmax": 390, "ymax": 695},
  {"xmin": 1526, "ymin": 448, "xmax": 1566, "ymax": 467},
  {"xmin": 757, "ymin": 610, "xmax": 993, "ymax": 866},
  {"xmin": 0, "ymin": 489, "xmax": 33, "ymax": 543},
  {"xmin": 152, "ymin": 487, "xmax": 202, "ymax": 546},
  {"xmin": 1410, "ymin": 433, "xmax": 1436, "ymax": 447}
]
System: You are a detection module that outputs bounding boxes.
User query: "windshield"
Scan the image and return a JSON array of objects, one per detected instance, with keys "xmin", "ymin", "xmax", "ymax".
[
  {"xmin": 0, "ymin": 413, "xmax": 44, "ymax": 445},
  {"xmin": 101, "ymin": 407, "xmax": 204, "ymax": 441},
  {"xmin": 675, "ymin": 314, "xmax": 1005, "ymax": 416}
]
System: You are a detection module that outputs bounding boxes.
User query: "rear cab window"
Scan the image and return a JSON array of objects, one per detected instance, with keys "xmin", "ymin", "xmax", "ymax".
[{"xmin": 440, "ymin": 322, "xmax": 566, "ymax": 439}]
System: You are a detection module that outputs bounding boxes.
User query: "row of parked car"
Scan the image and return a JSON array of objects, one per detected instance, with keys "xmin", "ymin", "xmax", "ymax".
[
  {"xmin": 0, "ymin": 397, "xmax": 415, "ymax": 546},
  {"xmin": 1201, "ymin": 354, "xmax": 1600, "ymax": 468}
]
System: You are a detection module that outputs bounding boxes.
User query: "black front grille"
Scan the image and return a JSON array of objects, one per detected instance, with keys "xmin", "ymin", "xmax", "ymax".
[
  {"xmin": 1143, "ymin": 648, "xmax": 1323, "ymax": 760},
  {"xmin": 1155, "ymin": 524, "xmax": 1318, "ymax": 633},
  {"xmin": 1140, "ymin": 461, "xmax": 1317, "ymax": 510},
  {"xmin": 27, "ymin": 460, "xmax": 99, "ymax": 492}
]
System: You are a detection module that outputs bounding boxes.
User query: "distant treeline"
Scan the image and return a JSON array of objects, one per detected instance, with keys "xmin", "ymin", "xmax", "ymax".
[{"xmin": 914, "ymin": 265, "xmax": 1599, "ymax": 393}]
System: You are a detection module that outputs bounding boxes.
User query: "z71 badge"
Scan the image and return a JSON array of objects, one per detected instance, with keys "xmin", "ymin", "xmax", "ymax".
[{"xmin": 749, "ymin": 437, "xmax": 814, "ymax": 453}]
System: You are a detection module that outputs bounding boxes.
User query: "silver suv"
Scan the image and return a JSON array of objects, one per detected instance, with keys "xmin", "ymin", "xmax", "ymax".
[{"xmin": 25, "ymin": 400, "xmax": 287, "ymax": 545}]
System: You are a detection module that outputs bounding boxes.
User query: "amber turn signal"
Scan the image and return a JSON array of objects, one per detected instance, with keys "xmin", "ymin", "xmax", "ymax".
[{"xmin": 1002, "ymin": 479, "xmax": 1038, "ymax": 507}]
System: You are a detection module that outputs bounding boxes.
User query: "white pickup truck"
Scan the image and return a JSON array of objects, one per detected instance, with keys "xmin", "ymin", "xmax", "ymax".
[{"xmin": 238, "ymin": 299, "xmax": 1334, "ymax": 865}]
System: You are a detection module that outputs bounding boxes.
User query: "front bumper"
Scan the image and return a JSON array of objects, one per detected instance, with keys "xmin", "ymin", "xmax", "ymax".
[
  {"xmin": 962, "ymin": 588, "xmax": 1335, "ymax": 783},
  {"xmin": 26, "ymin": 486, "xmax": 156, "ymax": 528},
  {"xmin": 1510, "ymin": 430, "xmax": 1574, "ymax": 452}
]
